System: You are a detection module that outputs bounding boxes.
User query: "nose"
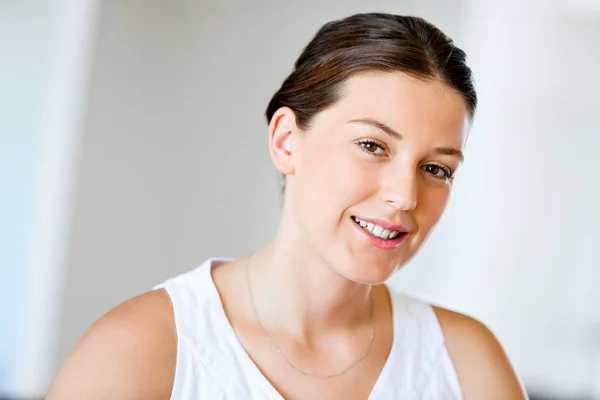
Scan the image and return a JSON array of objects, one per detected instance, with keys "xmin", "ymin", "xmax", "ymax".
[{"xmin": 382, "ymin": 167, "xmax": 418, "ymax": 211}]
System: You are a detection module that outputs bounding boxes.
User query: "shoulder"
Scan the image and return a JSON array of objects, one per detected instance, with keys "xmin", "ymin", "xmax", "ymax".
[
  {"xmin": 47, "ymin": 289, "xmax": 177, "ymax": 400},
  {"xmin": 432, "ymin": 306, "xmax": 527, "ymax": 399}
]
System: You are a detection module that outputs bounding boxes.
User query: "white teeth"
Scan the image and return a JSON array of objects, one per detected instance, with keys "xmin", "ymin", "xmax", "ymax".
[
  {"xmin": 372, "ymin": 226, "xmax": 383, "ymax": 236},
  {"xmin": 353, "ymin": 217, "xmax": 403, "ymax": 240}
]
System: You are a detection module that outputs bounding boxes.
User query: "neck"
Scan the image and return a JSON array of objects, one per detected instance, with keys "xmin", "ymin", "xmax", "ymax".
[{"xmin": 247, "ymin": 221, "xmax": 373, "ymax": 342}]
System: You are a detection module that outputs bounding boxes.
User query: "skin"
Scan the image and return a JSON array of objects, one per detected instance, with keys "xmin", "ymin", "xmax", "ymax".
[{"xmin": 47, "ymin": 71, "xmax": 526, "ymax": 399}]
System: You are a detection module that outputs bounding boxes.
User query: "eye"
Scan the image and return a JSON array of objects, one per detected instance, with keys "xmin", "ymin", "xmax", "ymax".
[
  {"xmin": 422, "ymin": 163, "xmax": 454, "ymax": 180},
  {"xmin": 357, "ymin": 140, "xmax": 386, "ymax": 156}
]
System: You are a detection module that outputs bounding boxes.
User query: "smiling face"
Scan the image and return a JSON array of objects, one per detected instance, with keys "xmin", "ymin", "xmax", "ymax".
[{"xmin": 270, "ymin": 71, "xmax": 470, "ymax": 284}]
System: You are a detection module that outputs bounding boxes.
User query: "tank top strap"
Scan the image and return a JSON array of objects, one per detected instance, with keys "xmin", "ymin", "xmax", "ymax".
[
  {"xmin": 155, "ymin": 257, "xmax": 282, "ymax": 399},
  {"xmin": 382, "ymin": 289, "xmax": 462, "ymax": 399}
]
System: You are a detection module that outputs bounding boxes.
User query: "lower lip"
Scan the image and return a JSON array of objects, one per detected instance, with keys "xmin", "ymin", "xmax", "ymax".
[{"xmin": 351, "ymin": 219, "xmax": 408, "ymax": 250}]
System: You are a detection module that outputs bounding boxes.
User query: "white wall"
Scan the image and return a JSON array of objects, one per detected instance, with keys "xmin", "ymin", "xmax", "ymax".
[
  {"xmin": 0, "ymin": 2, "xmax": 57, "ymax": 393},
  {"xmin": 0, "ymin": 0, "xmax": 98, "ymax": 397},
  {"xmin": 422, "ymin": 3, "xmax": 600, "ymax": 396},
  {"xmin": 47, "ymin": 0, "xmax": 600, "ymax": 398}
]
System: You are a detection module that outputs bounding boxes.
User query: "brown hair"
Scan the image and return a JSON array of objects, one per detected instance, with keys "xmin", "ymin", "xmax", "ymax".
[{"xmin": 266, "ymin": 13, "xmax": 477, "ymax": 130}]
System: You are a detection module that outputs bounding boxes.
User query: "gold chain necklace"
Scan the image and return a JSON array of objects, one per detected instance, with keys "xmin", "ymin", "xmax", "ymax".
[{"xmin": 245, "ymin": 256, "xmax": 375, "ymax": 379}]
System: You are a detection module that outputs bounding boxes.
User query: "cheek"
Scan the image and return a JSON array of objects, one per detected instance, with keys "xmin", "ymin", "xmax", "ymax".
[
  {"xmin": 315, "ymin": 148, "xmax": 380, "ymax": 215},
  {"xmin": 415, "ymin": 187, "xmax": 451, "ymax": 232},
  {"xmin": 295, "ymin": 142, "xmax": 377, "ymax": 226},
  {"xmin": 293, "ymin": 143, "xmax": 342, "ymax": 230},
  {"xmin": 329, "ymin": 158, "xmax": 375, "ymax": 199}
]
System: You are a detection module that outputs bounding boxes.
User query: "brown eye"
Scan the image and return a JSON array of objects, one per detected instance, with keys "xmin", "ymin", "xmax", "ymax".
[
  {"xmin": 358, "ymin": 140, "xmax": 385, "ymax": 155},
  {"xmin": 422, "ymin": 164, "xmax": 453, "ymax": 180}
]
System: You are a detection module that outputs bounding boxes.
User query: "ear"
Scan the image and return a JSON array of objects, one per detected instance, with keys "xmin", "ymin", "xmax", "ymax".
[{"xmin": 268, "ymin": 107, "xmax": 298, "ymax": 176}]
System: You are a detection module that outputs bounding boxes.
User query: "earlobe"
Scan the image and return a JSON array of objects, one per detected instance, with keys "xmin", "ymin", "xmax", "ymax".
[{"xmin": 268, "ymin": 107, "xmax": 297, "ymax": 176}]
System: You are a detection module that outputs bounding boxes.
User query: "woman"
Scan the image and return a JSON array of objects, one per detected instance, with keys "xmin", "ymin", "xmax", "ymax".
[{"xmin": 48, "ymin": 13, "xmax": 526, "ymax": 399}]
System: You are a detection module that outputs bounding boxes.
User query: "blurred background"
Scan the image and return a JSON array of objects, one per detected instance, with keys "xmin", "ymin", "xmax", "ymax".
[{"xmin": 1, "ymin": 0, "xmax": 599, "ymax": 398}]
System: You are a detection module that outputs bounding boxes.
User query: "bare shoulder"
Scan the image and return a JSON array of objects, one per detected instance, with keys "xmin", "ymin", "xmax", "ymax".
[
  {"xmin": 47, "ymin": 289, "xmax": 177, "ymax": 400},
  {"xmin": 432, "ymin": 306, "xmax": 526, "ymax": 400}
]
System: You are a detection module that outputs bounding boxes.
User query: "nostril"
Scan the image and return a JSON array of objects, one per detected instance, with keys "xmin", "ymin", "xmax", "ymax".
[{"xmin": 386, "ymin": 197, "xmax": 416, "ymax": 211}]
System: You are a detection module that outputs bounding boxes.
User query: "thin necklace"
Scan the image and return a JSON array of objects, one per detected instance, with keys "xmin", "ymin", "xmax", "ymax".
[{"xmin": 245, "ymin": 256, "xmax": 375, "ymax": 379}]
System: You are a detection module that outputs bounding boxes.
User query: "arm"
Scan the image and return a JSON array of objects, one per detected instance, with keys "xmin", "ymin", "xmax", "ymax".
[
  {"xmin": 46, "ymin": 289, "xmax": 177, "ymax": 399},
  {"xmin": 433, "ymin": 307, "xmax": 527, "ymax": 400}
]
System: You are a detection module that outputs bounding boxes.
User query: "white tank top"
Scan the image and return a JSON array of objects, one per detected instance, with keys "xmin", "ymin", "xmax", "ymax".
[{"xmin": 154, "ymin": 258, "xmax": 463, "ymax": 399}]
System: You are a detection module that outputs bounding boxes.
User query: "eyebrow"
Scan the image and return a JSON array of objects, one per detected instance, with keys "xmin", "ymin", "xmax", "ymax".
[
  {"xmin": 434, "ymin": 147, "xmax": 464, "ymax": 162},
  {"xmin": 348, "ymin": 118, "xmax": 402, "ymax": 140},
  {"xmin": 348, "ymin": 117, "xmax": 464, "ymax": 162}
]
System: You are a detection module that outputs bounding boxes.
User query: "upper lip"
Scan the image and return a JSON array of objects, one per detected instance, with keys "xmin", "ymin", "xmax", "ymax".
[{"xmin": 353, "ymin": 216, "xmax": 410, "ymax": 233}]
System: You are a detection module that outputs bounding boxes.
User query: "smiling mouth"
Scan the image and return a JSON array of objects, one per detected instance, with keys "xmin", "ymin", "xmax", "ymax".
[{"xmin": 351, "ymin": 216, "xmax": 407, "ymax": 241}]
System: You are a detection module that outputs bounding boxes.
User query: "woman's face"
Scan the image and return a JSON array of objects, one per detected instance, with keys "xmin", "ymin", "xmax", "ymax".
[{"xmin": 274, "ymin": 71, "xmax": 470, "ymax": 284}]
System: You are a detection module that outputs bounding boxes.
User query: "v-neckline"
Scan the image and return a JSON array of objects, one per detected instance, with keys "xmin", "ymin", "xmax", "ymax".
[{"xmin": 205, "ymin": 257, "xmax": 402, "ymax": 399}]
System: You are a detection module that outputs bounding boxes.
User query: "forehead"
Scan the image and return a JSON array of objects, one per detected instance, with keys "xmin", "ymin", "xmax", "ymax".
[{"xmin": 320, "ymin": 71, "xmax": 470, "ymax": 145}]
